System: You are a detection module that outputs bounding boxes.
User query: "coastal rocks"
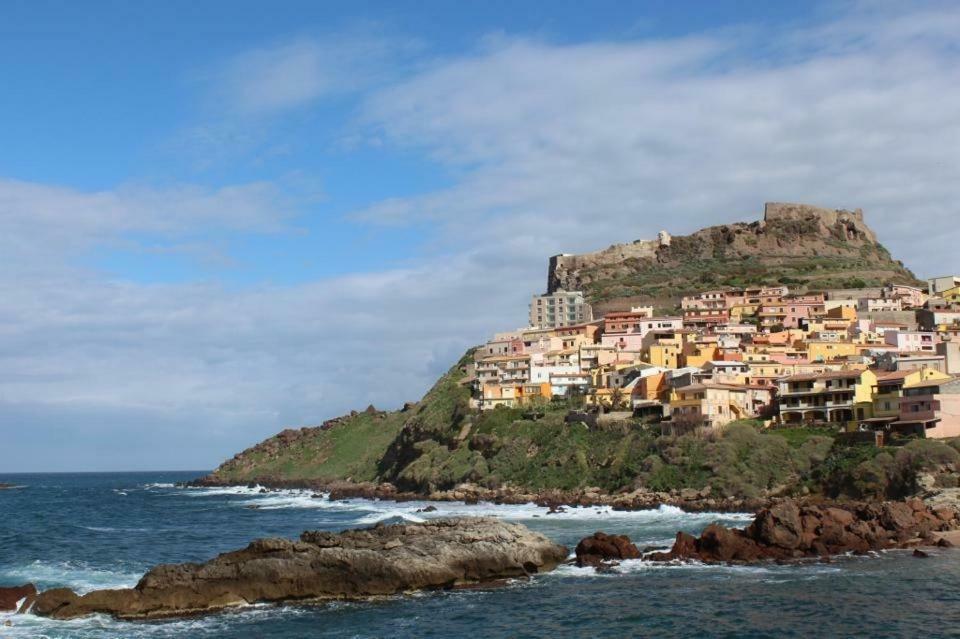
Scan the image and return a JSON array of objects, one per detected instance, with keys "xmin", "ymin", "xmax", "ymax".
[
  {"xmin": 649, "ymin": 499, "xmax": 960, "ymax": 564},
  {"xmin": 32, "ymin": 518, "xmax": 568, "ymax": 621},
  {"xmin": 0, "ymin": 584, "xmax": 36, "ymax": 613},
  {"xmin": 575, "ymin": 532, "xmax": 641, "ymax": 568}
]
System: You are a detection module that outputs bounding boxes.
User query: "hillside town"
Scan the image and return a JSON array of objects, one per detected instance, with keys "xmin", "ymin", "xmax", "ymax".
[{"xmin": 467, "ymin": 275, "xmax": 960, "ymax": 442}]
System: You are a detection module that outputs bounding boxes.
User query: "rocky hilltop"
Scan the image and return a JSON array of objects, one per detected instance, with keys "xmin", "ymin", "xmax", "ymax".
[
  {"xmin": 547, "ymin": 202, "xmax": 920, "ymax": 303},
  {"xmin": 29, "ymin": 518, "xmax": 567, "ymax": 620},
  {"xmin": 192, "ymin": 200, "xmax": 953, "ymax": 510}
]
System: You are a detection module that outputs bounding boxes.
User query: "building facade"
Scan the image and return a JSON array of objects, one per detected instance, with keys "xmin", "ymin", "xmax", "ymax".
[{"xmin": 529, "ymin": 290, "xmax": 594, "ymax": 329}]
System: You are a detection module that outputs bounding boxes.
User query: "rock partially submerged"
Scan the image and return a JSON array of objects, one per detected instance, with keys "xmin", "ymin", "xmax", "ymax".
[
  {"xmin": 0, "ymin": 584, "xmax": 37, "ymax": 613},
  {"xmin": 575, "ymin": 532, "xmax": 641, "ymax": 568},
  {"xmin": 649, "ymin": 498, "xmax": 960, "ymax": 563},
  {"xmin": 32, "ymin": 517, "xmax": 567, "ymax": 620}
]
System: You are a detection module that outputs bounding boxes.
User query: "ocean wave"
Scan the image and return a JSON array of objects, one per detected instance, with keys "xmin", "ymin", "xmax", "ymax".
[
  {"xmin": 180, "ymin": 484, "xmax": 273, "ymax": 497},
  {"xmin": 0, "ymin": 600, "xmax": 346, "ymax": 639},
  {"xmin": 80, "ymin": 526, "xmax": 151, "ymax": 533},
  {"xmin": 0, "ymin": 560, "xmax": 141, "ymax": 594},
  {"xmin": 548, "ymin": 557, "xmax": 847, "ymax": 579},
  {"xmin": 180, "ymin": 484, "xmax": 753, "ymax": 521}
]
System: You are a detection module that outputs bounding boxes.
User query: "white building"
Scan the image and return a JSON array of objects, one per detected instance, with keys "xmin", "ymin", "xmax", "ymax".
[
  {"xmin": 928, "ymin": 275, "xmax": 960, "ymax": 296},
  {"xmin": 529, "ymin": 290, "xmax": 593, "ymax": 329}
]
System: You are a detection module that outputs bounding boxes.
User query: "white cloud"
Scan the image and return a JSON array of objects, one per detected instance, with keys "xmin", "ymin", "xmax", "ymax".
[
  {"xmin": 211, "ymin": 33, "xmax": 421, "ymax": 117},
  {"xmin": 356, "ymin": 4, "xmax": 960, "ymax": 277},
  {"xmin": 5, "ymin": 3, "xmax": 960, "ymax": 471}
]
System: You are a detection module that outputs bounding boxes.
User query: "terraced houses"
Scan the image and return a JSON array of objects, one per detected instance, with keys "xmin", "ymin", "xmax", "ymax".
[{"xmin": 467, "ymin": 279, "xmax": 960, "ymax": 440}]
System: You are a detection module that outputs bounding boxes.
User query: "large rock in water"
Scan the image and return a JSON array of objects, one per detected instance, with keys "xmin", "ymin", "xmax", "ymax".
[
  {"xmin": 649, "ymin": 499, "xmax": 960, "ymax": 563},
  {"xmin": 647, "ymin": 499, "xmax": 960, "ymax": 563},
  {"xmin": 32, "ymin": 518, "xmax": 568, "ymax": 620},
  {"xmin": 575, "ymin": 532, "xmax": 641, "ymax": 567}
]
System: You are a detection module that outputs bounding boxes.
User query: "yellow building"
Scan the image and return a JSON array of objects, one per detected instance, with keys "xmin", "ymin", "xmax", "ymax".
[
  {"xmin": 729, "ymin": 303, "xmax": 759, "ymax": 322},
  {"xmin": 860, "ymin": 368, "xmax": 951, "ymax": 430},
  {"xmin": 777, "ymin": 369, "xmax": 877, "ymax": 429},
  {"xmin": 682, "ymin": 343, "xmax": 720, "ymax": 368},
  {"xmin": 942, "ymin": 285, "xmax": 960, "ymax": 303},
  {"xmin": 670, "ymin": 383, "xmax": 774, "ymax": 429},
  {"xmin": 806, "ymin": 340, "xmax": 859, "ymax": 362}
]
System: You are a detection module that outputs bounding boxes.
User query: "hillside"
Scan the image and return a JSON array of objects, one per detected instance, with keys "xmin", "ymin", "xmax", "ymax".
[
  {"xmin": 198, "ymin": 351, "xmax": 960, "ymax": 502},
  {"xmin": 548, "ymin": 202, "xmax": 921, "ymax": 304},
  {"xmin": 196, "ymin": 200, "xmax": 949, "ymax": 504}
]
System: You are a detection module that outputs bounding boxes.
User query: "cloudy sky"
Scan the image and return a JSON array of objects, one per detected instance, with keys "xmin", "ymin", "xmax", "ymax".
[{"xmin": 2, "ymin": 1, "xmax": 958, "ymax": 471}]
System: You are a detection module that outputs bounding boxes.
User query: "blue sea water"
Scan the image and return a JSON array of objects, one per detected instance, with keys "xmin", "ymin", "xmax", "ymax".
[{"xmin": 2, "ymin": 472, "xmax": 960, "ymax": 638}]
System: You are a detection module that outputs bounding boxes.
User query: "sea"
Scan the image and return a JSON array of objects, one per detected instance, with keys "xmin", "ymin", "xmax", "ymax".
[{"xmin": 2, "ymin": 472, "xmax": 960, "ymax": 638}]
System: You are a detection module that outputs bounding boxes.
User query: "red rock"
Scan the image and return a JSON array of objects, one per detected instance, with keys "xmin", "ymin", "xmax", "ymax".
[
  {"xmin": 648, "ymin": 498, "xmax": 960, "ymax": 565},
  {"xmin": 880, "ymin": 502, "xmax": 916, "ymax": 532},
  {"xmin": 0, "ymin": 584, "xmax": 36, "ymax": 612},
  {"xmin": 575, "ymin": 532, "xmax": 641, "ymax": 567},
  {"xmin": 824, "ymin": 507, "xmax": 855, "ymax": 527},
  {"xmin": 905, "ymin": 497, "xmax": 926, "ymax": 512},
  {"xmin": 933, "ymin": 506, "xmax": 958, "ymax": 524},
  {"xmin": 749, "ymin": 501, "xmax": 802, "ymax": 549}
]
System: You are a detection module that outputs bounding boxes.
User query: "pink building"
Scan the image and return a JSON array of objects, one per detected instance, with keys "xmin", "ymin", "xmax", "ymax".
[
  {"xmin": 884, "ymin": 330, "xmax": 938, "ymax": 353},
  {"xmin": 896, "ymin": 378, "xmax": 960, "ymax": 439},
  {"xmin": 882, "ymin": 283, "xmax": 926, "ymax": 309}
]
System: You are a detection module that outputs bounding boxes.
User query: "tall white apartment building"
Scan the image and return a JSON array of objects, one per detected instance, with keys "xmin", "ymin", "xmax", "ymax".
[{"xmin": 529, "ymin": 290, "xmax": 593, "ymax": 329}]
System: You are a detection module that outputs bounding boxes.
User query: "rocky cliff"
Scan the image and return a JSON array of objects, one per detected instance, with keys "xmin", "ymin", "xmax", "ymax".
[{"xmin": 548, "ymin": 202, "xmax": 920, "ymax": 302}]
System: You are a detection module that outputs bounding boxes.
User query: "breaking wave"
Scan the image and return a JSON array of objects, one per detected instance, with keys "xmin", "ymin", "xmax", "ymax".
[
  {"xmin": 170, "ymin": 484, "xmax": 754, "ymax": 525},
  {"xmin": 0, "ymin": 560, "xmax": 141, "ymax": 594}
]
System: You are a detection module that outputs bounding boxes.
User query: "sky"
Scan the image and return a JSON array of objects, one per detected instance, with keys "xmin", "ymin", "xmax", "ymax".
[{"xmin": 2, "ymin": 1, "xmax": 959, "ymax": 472}]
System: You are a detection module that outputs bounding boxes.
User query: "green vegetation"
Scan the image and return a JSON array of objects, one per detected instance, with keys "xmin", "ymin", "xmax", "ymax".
[
  {"xmin": 584, "ymin": 252, "xmax": 916, "ymax": 302},
  {"xmin": 815, "ymin": 437, "xmax": 960, "ymax": 500},
  {"xmin": 210, "ymin": 410, "xmax": 408, "ymax": 483},
  {"xmin": 207, "ymin": 350, "xmax": 959, "ymax": 501}
]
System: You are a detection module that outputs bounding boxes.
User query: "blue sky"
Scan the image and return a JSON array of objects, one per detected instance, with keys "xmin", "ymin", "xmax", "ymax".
[
  {"xmin": 1, "ymin": 0, "xmax": 822, "ymax": 286},
  {"xmin": 2, "ymin": 1, "xmax": 959, "ymax": 471}
]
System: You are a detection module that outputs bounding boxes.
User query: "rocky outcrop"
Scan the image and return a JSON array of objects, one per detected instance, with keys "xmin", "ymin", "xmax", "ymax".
[
  {"xmin": 0, "ymin": 584, "xmax": 36, "ymax": 613},
  {"xmin": 649, "ymin": 498, "xmax": 960, "ymax": 563},
  {"xmin": 575, "ymin": 532, "xmax": 641, "ymax": 568},
  {"xmin": 32, "ymin": 518, "xmax": 567, "ymax": 621},
  {"xmin": 546, "ymin": 201, "xmax": 919, "ymax": 301}
]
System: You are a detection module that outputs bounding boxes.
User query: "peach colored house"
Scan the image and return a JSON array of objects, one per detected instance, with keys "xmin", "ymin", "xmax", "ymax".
[{"xmin": 896, "ymin": 377, "xmax": 960, "ymax": 439}]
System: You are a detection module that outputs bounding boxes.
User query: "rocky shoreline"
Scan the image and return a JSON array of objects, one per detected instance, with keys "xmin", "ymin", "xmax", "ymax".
[
  {"xmin": 25, "ymin": 517, "xmax": 567, "ymax": 621},
  {"xmin": 572, "ymin": 498, "xmax": 960, "ymax": 570},
  {"xmin": 185, "ymin": 477, "xmax": 768, "ymax": 513}
]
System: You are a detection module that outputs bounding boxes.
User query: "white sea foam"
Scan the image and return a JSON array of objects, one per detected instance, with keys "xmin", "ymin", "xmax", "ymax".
[
  {"xmin": 81, "ymin": 526, "xmax": 151, "ymax": 533},
  {"xmin": 0, "ymin": 560, "xmax": 141, "ymax": 594},
  {"xmin": 548, "ymin": 557, "xmax": 847, "ymax": 579},
  {"xmin": 142, "ymin": 482, "xmax": 175, "ymax": 489},
  {"xmin": 163, "ymin": 484, "xmax": 755, "ymax": 529},
  {"xmin": 0, "ymin": 600, "xmax": 343, "ymax": 639}
]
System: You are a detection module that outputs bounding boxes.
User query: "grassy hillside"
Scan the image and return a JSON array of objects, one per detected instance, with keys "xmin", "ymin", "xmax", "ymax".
[
  {"xmin": 203, "ymin": 358, "xmax": 960, "ymax": 500},
  {"xmin": 206, "ymin": 411, "xmax": 407, "ymax": 484}
]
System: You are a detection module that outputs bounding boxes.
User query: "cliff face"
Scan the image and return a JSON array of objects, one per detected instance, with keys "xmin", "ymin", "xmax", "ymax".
[{"xmin": 548, "ymin": 202, "xmax": 919, "ymax": 302}]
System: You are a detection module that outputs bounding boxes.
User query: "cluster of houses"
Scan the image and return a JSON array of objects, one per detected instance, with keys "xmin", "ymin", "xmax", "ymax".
[{"xmin": 467, "ymin": 276, "xmax": 960, "ymax": 441}]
